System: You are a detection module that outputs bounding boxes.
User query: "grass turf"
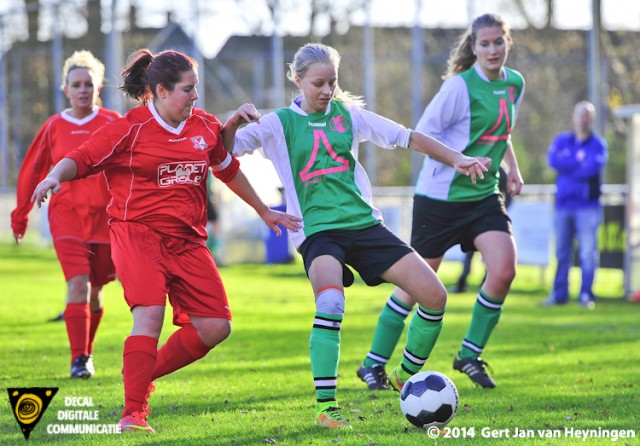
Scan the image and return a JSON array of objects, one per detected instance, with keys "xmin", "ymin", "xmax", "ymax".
[{"xmin": 0, "ymin": 242, "xmax": 637, "ymax": 445}]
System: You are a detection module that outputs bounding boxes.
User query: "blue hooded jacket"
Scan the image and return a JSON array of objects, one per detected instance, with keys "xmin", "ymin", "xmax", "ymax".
[{"xmin": 547, "ymin": 131, "xmax": 608, "ymax": 210}]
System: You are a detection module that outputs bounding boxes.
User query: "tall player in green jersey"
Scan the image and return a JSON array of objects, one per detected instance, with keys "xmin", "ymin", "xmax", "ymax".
[
  {"xmin": 223, "ymin": 43, "xmax": 490, "ymax": 428},
  {"xmin": 357, "ymin": 13, "xmax": 525, "ymax": 390}
]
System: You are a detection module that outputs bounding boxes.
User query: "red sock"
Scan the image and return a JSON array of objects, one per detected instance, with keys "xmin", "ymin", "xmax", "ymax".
[
  {"xmin": 122, "ymin": 335, "xmax": 158, "ymax": 417},
  {"xmin": 64, "ymin": 303, "xmax": 90, "ymax": 364},
  {"xmin": 152, "ymin": 324, "xmax": 211, "ymax": 380},
  {"xmin": 88, "ymin": 307, "xmax": 104, "ymax": 355}
]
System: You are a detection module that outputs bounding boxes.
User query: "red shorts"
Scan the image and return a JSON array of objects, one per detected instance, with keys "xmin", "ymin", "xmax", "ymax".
[
  {"xmin": 53, "ymin": 237, "xmax": 116, "ymax": 286},
  {"xmin": 109, "ymin": 222, "xmax": 231, "ymax": 325}
]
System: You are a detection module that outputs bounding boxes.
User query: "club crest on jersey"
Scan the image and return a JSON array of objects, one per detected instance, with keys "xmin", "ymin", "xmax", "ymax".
[
  {"xmin": 191, "ymin": 136, "xmax": 208, "ymax": 150},
  {"xmin": 329, "ymin": 116, "xmax": 350, "ymax": 133},
  {"xmin": 158, "ymin": 161, "xmax": 207, "ymax": 187}
]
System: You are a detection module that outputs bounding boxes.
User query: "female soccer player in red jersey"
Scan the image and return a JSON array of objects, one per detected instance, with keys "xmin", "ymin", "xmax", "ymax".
[
  {"xmin": 11, "ymin": 50, "xmax": 121, "ymax": 380},
  {"xmin": 31, "ymin": 48, "xmax": 300, "ymax": 433}
]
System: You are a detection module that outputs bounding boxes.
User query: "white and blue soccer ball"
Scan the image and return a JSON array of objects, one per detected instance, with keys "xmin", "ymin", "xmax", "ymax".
[{"xmin": 399, "ymin": 370, "xmax": 459, "ymax": 429}]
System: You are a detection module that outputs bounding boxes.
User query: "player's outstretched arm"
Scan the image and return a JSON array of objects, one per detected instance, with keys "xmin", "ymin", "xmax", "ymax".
[
  {"xmin": 224, "ymin": 169, "xmax": 301, "ymax": 236},
  {"xmin": 409, "ymin": 131, "xmax": 490, "ymax": 183},
  {"xmin": 31, "ymin": 158, "xmax": 78, "ymax": 208}
]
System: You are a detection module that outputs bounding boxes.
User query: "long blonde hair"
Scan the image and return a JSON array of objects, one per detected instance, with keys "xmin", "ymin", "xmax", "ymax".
[
  {"xmin": 287, "ymin": 43, "xmax": 365, "ymax": 107},
  {"xmin": 445, "ymin": 13, "xmax": 512, "ymax": 78},
  {"xmin": 60, "ymin": 50, "xmax": 105, "ymax": 90}
]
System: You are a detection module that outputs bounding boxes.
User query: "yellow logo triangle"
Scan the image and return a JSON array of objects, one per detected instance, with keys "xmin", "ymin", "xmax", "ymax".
[{"xmin": 7, "ymin": 387, "xmax": 59, "ymax": 440}]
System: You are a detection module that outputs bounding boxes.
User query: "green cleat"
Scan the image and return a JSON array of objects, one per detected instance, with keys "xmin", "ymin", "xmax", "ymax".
[
  {"xmin": 388, "ymin": 367, "xmax": 407, "ymax": 392},
  {"xmin": 314, "ymin": 402, "xmax": 352, "ymax": 429}
]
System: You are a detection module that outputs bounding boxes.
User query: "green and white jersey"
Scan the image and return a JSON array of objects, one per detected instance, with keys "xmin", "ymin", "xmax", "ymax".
[
  {"xmin": 233, "ymin": 96, "xmax": 411, "ymax": 248},
  {"xmin": 415, "ymin": 65, "xmax": 525, "ymax": 202}
]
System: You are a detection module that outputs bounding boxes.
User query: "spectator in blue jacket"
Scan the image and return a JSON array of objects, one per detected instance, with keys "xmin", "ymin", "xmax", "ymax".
[{"xmin": 542, "ymin": 101, "xmax": 608, "ymax": 308}]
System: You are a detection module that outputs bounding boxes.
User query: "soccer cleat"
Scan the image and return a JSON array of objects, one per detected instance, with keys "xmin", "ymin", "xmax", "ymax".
[
  {"xmin": 70, "ymin": 354, "xmax": 92, "ymax": 379},
  {"xmin": 357, "ymin": 364, "xmax": 390, "ymax": 390},
  {"xmin": 118, "ymin": 411, "xmax": 154, "ymax": 433},
  {"xmin": 540, "ymin": 295, "xmax": 568, "ymax": 307},
  {"xmin": 578, "ymin": 292, "xmax": 595, "ymax": 309},
  {"xmin": 314, "ymin": 403, "xmax": 351, "ymax": 429},
  {"xmin": 453, "ymin": 355, "xmax": 496, "ymax": 389},
  {"xmin": 387, "ymin": 367, "xmax": 406, "ymax": 392},
  {"xmin": 85, "ymin": 355, "xmax": 95, "ymax": 376},
  {"xmin": 47, "ymin": 311, "xmax": 64, "ymax": 322}
]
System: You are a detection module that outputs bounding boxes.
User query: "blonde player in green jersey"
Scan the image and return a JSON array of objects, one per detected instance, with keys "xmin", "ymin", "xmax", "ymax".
[
  {"xmin": 357, "ymin": 13, "xmax": 525, "ymax": 391},
  {"xmin": 222, "ymin": 43, "xmax": 490, "ymax": 428}
]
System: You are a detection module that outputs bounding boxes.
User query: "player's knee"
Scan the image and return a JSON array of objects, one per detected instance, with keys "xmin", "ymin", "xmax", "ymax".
[
  {"xmin": 67, "ymin": 276, "xmax": 90, "ymax": 303},
  {"xmin": 415, "ymin": 284, "xmax": 447, "ymax": 311},
  {"xmin": 494, "ymin": 264, "xmax": 516, "ymax": 286},
  {"xmin": 194, "ymin": 318, "xmax": 231, "ymax": 347},
  {"xmin": 315, "ymin": 287, "xmax": 345, "ymax": 315}
]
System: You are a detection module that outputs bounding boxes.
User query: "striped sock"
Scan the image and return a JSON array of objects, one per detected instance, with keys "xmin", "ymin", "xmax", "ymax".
[
  {"xmin": 400, "ymin": 305, "xmax": 444, "ymax": 376},
  {"xmin": 310, "ymin": 311, "xmax": 342, "ymax": 404},
  {"xmin": 363, "ymin": 294, "xmax": 412, "ymax": 367},
  {"xmin": 459, "ymin": 289, "xmax": 504, "ymax": 360}
]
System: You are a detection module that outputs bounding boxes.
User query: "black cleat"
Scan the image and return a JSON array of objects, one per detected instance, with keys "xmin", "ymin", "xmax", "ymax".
[
  {"xmin": 357, "ymin": 364, "xmax": 390, "ymax": 390},
  {"xmin": 71, "ymin": 354, "xmax": 93, "ymax": 379},
  {"xmin": 453, "ymin": 355, "xmax": 496, "ymax": 388},
  {"xmin": 48, "ymin": 311, "xmax": 64, "ymax": 322}
]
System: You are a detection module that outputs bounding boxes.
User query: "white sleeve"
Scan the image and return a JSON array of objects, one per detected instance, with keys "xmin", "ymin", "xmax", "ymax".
[
  {"xmin": 349, "ymin": 105, "xmax": 412, "ymax": 149},
  {"xmin": 233, "ymin": 113, "xmax": 282, "ymax": 158},
  {"xmin": 512, "ymin": 81, "xmax": 525, "ymax": 127},
  {"xmin": 415, "ymin": 76, "xmax": 469, "ymax": 142}
]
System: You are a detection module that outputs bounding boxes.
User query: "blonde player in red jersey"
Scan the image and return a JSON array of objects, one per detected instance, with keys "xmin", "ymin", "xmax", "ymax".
[
  {"xmin": 11, "ymin": 50, "xmax": 121, "ymax": 379},
  {"xmin": 31, "ymin": 48, "xmax": 300, "ymax": 433}
]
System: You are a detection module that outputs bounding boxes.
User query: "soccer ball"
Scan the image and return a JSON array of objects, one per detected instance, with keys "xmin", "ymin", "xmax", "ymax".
[{"xmin": 399, "ymin": 370, "xmax": 459, "ymax": 429}]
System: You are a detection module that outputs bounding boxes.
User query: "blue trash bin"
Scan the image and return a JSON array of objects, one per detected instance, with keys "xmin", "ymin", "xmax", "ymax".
[{"xmin": 265, "ymin": 204, "xmax": 292, "ymax": 264}]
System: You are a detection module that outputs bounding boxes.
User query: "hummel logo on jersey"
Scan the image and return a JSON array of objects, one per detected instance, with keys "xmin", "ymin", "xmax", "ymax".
[
  {"xmin": 168, "ymin": 137, "xmax": 187, "ymax": 142},
  {"xmin": 191, "ymin": 136, "xmax": 208, "ymax": 150},
  {"xmin": 158, "ymin": 161, "xmax": 207, "ymax": 187},
  {"xmin": 308, "ymin": 122, "xmax": 326, "ymax": 127},
  {"xmin": 493, "ymin": 89, "xmax": 506, "ymax": 95}
]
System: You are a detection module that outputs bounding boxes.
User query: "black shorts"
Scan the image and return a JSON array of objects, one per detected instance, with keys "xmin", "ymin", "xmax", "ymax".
[
  {"xmin": 298, "ymin": 224, "xmax": 414, "ymax": 287},
  {"xmin": 411, "ymin": 194, "xmax": 511, "ymax": 258}
]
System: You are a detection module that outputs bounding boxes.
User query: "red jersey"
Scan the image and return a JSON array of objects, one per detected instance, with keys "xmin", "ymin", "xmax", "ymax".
[
  {"xmin": 67, "ymin": 103, "xmax": 240, "ymax": 241},
  {"xmin": 11, "ymin": 107, "xmax": 121, "ymax": 242}
]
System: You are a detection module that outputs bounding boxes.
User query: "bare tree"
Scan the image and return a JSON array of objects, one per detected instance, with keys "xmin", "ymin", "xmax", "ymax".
[
  {"xmin": 25, "ymin": 0, "xmax": 38, "ymax": 43},
  {"xmin": 309, "ymin": 0, "xmax": 365, "ymax": 38}
]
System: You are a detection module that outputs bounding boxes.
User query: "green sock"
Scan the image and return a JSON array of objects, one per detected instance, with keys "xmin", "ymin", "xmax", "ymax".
[
  {"xmin": 400, "ymin": 305, "xmax": 444, "ymax": 375},
  {"xmin": 363, "ymin": 295, "xmax": 412, "ymax": 367},
  {"xmin": 310, "ymin": 312, "xmax": 342, "ymax": 403},
  {"xmin": 459, "ymin": 289, "xmax": 504, "ymax": 360}
]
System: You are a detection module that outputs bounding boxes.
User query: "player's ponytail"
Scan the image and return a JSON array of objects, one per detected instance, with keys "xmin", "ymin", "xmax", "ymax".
[
  {"xmin": 120, "ymin": 49, "xmax": 154, "ymax": 103},
  {"xmin": 120, "ymin": 49, "xmax": 197, "ymax": 105}
]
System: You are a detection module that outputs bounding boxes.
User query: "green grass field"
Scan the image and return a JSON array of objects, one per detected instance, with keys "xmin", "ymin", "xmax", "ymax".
[{"xmin": 0, "ymin": 242, "xmax": 638, "ymax": 445}]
